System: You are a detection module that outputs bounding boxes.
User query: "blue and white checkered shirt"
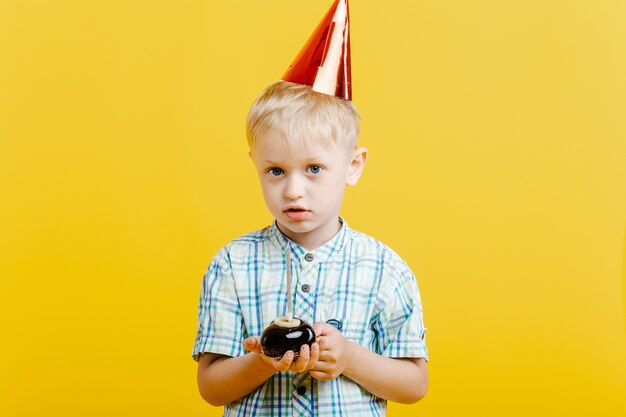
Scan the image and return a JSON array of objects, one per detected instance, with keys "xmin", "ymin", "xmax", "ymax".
[{"xmin": 193, "ymin": 219, "xmax": 428, "ymax": 416}]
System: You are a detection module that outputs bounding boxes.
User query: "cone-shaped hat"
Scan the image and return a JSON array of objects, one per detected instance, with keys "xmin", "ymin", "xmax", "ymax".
[{"xmin": 282, "ymin": 0, "xmax": 352, "ymax": 100}]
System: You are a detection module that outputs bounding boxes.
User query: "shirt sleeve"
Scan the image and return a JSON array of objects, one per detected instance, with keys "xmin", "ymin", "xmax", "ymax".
[
  {"xmin": 372, "ymin": 261, "xmax": 429, "ymax": 361},
  {"xmin": 192, "ymin": 247, "xmax": 246, "ymax": 362}
]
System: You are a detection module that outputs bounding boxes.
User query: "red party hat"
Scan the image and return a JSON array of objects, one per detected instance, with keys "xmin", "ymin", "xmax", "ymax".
[{"xmin": 282, "ymin": 0, "xmax": 352, "ymax": 100}]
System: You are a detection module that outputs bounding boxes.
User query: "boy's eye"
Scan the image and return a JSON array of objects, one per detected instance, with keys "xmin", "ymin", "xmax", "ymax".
[
  {"xmin": 307, "ymin": 165, "xmax": 322, "ymax": 174},
  {"xmin": 268, "ymin": 168, "xmax": 284, "ymax": 176}
]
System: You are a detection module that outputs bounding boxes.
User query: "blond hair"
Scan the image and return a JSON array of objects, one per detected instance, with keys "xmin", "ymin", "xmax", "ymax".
[{"xmin": 246, "ymin": 80, "xmax": 360, "ymax": 151}]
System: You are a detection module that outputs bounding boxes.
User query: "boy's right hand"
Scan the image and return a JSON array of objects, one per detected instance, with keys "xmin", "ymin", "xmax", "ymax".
[{"xmin": 243, "ymin": 336, "xmax": 320, "ymax": 373}]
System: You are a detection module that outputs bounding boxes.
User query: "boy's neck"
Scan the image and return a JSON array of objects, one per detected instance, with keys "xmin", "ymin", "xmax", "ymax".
[{"xmin": 276, "ymin": 218, "xmax": 343, "ymax": 251}]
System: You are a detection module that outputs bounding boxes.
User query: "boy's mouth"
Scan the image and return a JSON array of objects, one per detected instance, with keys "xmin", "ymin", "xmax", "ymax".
[{"xmin": 284, "ymin": 207, "xmax": 311, "ymax": 221}]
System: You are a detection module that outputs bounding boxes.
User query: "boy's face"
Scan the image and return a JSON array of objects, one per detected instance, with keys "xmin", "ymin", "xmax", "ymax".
[{"xmin": 250, "ymin": 130, "xmax": 366, "ymax": 250}]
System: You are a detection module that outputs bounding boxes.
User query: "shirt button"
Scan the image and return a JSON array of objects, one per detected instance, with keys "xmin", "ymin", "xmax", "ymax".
[
  {"xmin": 301, "ymin": 284, "xmax": 311, "ymax": 293},
  {"xmin": 304, "ymin": 253, "xmax": 314, "ymax": 262},
  {"xmin": 296, "ymin": 386, "xmax": 306, "ymax": 395}
]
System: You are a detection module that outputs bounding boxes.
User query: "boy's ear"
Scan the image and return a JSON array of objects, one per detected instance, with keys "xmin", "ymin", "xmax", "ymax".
[{"xmin": 346, "ymin": 147, "xmax": 368, "ymax": 186}]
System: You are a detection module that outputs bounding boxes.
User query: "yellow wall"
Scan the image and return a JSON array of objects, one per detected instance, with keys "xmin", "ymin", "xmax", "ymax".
[{"xmin": 1, "ymin": 1, "xmax": 625, "ymax": 415}]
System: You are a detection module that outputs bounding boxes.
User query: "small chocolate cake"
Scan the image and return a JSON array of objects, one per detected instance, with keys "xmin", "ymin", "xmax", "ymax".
[{"xmin": 260, "ymin": 316, "xmax": 315, "ymax": 358}]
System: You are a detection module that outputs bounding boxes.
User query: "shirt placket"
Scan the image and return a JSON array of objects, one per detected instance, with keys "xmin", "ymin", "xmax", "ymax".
[{"xmin": 290, "ymin": 250, "xmax": 317, "ymax": 417}]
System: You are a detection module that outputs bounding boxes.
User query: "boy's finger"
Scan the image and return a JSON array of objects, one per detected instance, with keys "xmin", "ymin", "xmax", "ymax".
[
  {"xmin": 243, "ymin": 337, "xmax": 260, "ymax": 353},
  {"xmin": 317, "ymin": 350, "xmax": 337, "ymax": 364},
  {"xmin": 310, "ymin": 369, "xmax": 332, "ymax": 381},
  {"xmin": 317, "ymin": 337, "xmax": 328, "ymax": 350},
  {"xmin": 275, "ymin": 351, "xmax": 295, "ymax": 371},
  {"xmin": 307, "ymin": 342, "xmax": 320, "ymax": 370},
  {"xmin": 311, "ymin": 357, "xmax": 331, "ymax": 371},
  {"xmin": 313, "ymin": 322, "xmax": 333, "ymax": 337},
  {"xmin": 290, "ymin": 344, "xmax": 310, "ymax": 373}
]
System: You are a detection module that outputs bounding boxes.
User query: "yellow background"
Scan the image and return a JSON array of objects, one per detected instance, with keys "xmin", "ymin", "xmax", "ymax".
[{"xmin": 1, "ymin": 0, "xmax": 625, "ymax": 415}]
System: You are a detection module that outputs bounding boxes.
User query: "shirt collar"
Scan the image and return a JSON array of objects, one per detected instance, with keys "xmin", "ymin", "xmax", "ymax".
[{"xmin": 269, "ymin": 217, "xmax": 351, "ymax": 264}]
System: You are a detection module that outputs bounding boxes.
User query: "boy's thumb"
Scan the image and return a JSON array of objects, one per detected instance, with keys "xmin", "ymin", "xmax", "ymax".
[
  {"xmin": 243, "ymin": 336, "xmax": 260, "ymax": 352},
  {"xmin": 313, "ymin": 322, "xmax": 335, "ymax": 337}
]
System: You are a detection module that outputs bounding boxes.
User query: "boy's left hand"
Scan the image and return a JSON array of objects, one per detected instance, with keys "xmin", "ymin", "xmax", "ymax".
[
  {"xmin": 243, "ymin": 336, "xmax": 320, "ymax": 373},
  {"xmin": 310, "ymin": 322, "xmax": 354, "ymax": 380}
]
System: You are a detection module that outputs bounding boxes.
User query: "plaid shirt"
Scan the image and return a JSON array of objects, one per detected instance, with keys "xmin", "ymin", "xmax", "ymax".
[{"xmin": 192, "ymin": 219, "xmax": 428, "ymax": 416}]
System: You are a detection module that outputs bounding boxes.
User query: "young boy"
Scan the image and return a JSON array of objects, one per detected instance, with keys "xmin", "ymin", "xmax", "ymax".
[
  {"xmin": 192, "ymin": 81, "xmax": 428, "ymax": 416},
  {"xmin": 193, "ymin": 2, "xmax": 427, "ymax": 415}
]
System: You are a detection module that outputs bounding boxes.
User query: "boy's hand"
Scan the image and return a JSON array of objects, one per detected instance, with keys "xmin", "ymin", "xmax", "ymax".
[
  {"xmin": 310, "ymin": 322, "xmax": 354, "ymax": 380},
  {"xmin": 243, "ymin": 336, "xmax": 320, "ymax": 373}
]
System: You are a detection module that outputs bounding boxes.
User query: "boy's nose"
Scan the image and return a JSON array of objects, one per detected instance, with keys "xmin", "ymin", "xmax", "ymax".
[{"xmin": 284, "ymin": 176, "xmax": 305, "ymax": 200}]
